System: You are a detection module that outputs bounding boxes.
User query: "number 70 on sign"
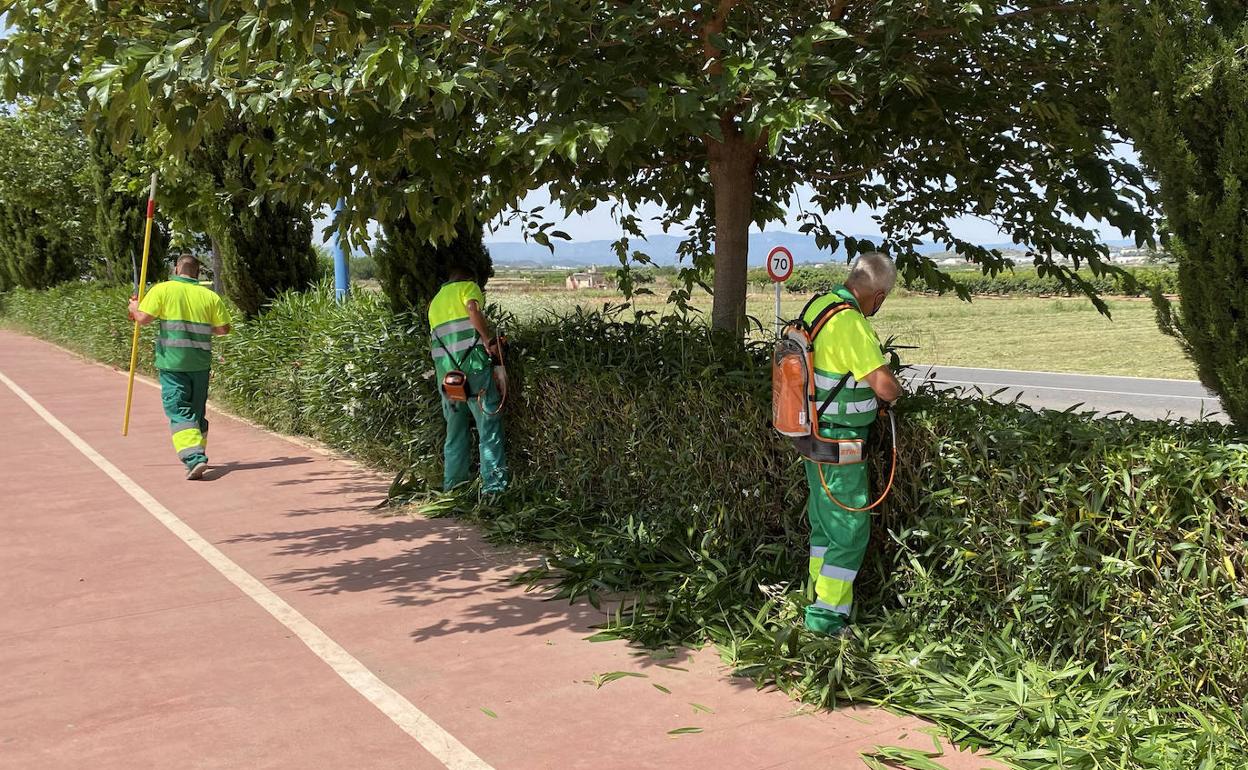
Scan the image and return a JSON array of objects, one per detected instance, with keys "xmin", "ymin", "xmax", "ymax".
[{"xmin": 766, "ymin": 246, "xmax": 794, "ymax": 337}]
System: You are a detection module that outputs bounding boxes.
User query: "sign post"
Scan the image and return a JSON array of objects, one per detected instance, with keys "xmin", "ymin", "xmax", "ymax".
[{"xmin": 765, "ymin": 245, "xmax": 794, "ymax": 337}]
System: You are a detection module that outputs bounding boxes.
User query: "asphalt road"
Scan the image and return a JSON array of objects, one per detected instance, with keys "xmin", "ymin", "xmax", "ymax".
[{"xmin": 904, "ymin": 364, "xmax": 1225, "ymax": 422}]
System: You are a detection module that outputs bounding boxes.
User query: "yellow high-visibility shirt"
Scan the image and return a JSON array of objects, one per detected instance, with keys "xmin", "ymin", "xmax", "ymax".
[
  {"xmin": 428, "ymin": 280, "xmax": 488, "ymax": 376},
  {"xmin": 138, "ymin": 277, "xmax": 230, "ymax": 372},
  {"xmin": 801, "ymin": 285, "xmax": 886, "ymax": 428}
]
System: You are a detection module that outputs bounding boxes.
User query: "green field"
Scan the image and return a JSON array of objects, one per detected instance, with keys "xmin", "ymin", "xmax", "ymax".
[{"xmin": 494, "ymin": 287, "xmax": 1197, "ymax": 380}]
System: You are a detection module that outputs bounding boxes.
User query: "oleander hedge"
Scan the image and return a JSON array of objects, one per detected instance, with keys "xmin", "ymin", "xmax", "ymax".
[{"xmin": 3, "ymin": 282, "xmax": 1246, "ymax": 769}]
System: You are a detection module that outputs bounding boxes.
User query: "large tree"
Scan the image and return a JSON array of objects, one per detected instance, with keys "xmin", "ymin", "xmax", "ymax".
[
  {"xmin": 1107, "ymin": 1, "xmax": 1248, "ymax": 429},
  {"xmin": 1, "ymin": 1, "xmax": 1155, "ymax": 331},
  {"xmin": 0, "ymin": 103, "xmax": 94, "ymax": 290}
]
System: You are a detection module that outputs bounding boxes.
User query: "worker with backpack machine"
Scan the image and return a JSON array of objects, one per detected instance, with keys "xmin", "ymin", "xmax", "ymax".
[
  {"xmin": 429, "ymin": 265, "xmax": 509, "ymax": 495},
  {"xmin": 773, "ymin": 252, "xmax": 903, "ymax": 636}
]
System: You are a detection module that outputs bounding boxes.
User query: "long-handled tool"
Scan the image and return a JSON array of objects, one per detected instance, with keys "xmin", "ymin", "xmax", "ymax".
[{"xmin": 121, "ymin": 173, "xmax": 159, "ymax": 436}]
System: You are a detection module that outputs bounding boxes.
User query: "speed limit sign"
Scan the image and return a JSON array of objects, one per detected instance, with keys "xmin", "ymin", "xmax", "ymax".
[
  {"xmin": 765, "ymin": 246, "xmax": 794, "ymax": 337},
  {"xmin": 766, "ymin": 246, "xmax": 794, "ymax": 283}
]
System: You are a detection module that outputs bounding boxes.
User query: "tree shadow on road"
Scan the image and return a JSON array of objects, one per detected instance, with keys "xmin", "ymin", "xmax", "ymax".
[{"xmin": 227, "ymin": 506, "xmax": 695, "ymax": 670}]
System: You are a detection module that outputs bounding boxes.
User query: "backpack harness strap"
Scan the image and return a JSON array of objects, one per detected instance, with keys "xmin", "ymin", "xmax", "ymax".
[{"xmin": 801, "ymin": 294, "xmax": 853, "ymax": 424}]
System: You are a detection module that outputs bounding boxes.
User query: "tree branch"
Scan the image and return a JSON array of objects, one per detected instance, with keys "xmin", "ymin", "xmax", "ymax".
[
  {"xmin": 800, "ymin": 166, "xmax": 871, "ymax": 183},
  {"xmin": 702, "ymin": 0, "xmax": 739, "ymax": 77}
]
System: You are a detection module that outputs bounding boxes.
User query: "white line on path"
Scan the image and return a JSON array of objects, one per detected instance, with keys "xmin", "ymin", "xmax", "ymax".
[{"xmin": 0, "ymin": 368, "xmax": 492, "ymax": 770}]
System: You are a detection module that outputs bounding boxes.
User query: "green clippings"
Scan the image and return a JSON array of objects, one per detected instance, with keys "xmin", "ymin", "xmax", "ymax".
[
  {"xmin": 480, "ymin": 708, "xmax": 497, "ymax": 719},
  {"xmin": 584, "ymin": 631, "xmax": 622, "ymax": 643},
  {"xmin": 667, "ymin": 727, "xmax": 703, "ymax": 736},
  {"xmin": 653, "ymin": 684, "xmax": 672, "ymax": 694},
  {"xmin": 860, "ymin": 746, "xmax": 949, "ymax": 770},
  {"xmin": 590, "ymin": 671, "xmax": 648, "ymax": 689},
  {"xmin": 689, "ymin": 703, "xmax": 714, "ymax": 714}
]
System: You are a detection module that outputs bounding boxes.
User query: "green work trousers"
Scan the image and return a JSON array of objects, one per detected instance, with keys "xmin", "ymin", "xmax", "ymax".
[
  {"xmin": 804, "ymin": 435, "xmax": 871, "ymax": 635},
  {"xmin": 159, "ymin": 369, "xmax": 210, "ymax": 471},
  {"xmin": 441, "ymin": 367, "xmax": 508, "ymax": 494}
]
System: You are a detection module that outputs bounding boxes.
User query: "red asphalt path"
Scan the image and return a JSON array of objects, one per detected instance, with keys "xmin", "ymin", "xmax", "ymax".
[{"xmin": 0, "ymin": 330, "xmax": 996, "ymax": 770}]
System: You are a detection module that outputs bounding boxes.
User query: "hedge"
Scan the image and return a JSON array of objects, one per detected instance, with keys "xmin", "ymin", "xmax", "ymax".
[
  {"xmin": 743, "ymin": 266, "xmax": 1180, "ymax": 298},
  {"xmin": 3, "ymin": 282, "xmax": 1246, "ymax": 769}
]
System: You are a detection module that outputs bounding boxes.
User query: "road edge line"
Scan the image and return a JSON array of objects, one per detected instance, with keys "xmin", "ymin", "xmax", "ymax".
[
  {"xmin": 0, "ymin": 367, "xmax": 492, "ymax": 770},
  {"xmin": 906, "ymin": 362, "xmax": 1203, "ymax": 385}
]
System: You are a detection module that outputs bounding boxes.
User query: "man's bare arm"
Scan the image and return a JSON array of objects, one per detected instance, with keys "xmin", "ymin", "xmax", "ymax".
[
  {"xmin": 863, "ymin": 365, "xmax": 903, "ymax": 404},
  {"xmin": 465, "ymin": 300, "xmax": 494, "ymax": 349},
  {"xmin": 127, "ymin": 297, "xmax": 158, "ymax": 327},
  {"xmin": 212, "ymin": 324, "xmax": 231, "ymax": 336}
]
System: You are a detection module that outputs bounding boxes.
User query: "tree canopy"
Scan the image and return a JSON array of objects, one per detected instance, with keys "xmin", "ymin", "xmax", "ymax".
[{"xmin": 1, "ymin": 1, "xmax": 1157, "ymax": 329}]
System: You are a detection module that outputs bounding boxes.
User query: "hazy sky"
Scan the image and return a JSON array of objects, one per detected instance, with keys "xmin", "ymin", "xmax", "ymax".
[
  {"xmin": 481, "ymin": 141, "xmax": 1146, "ymax": 245},
  {"xmin": 312, "ymin": 179, "xmax": 1136, "ymax": 251},
  {"xmin": 478, "ymin": 183, "xmax": 1134, "ymax": 245}
]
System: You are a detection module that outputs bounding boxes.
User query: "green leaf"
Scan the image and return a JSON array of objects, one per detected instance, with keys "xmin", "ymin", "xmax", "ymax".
[{"xmin": 590, "ymin": 671, "xmax": 648, "ymax": 689}]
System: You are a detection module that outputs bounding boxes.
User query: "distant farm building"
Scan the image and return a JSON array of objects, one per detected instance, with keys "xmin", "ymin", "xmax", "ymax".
[{"xmin": 566, "ymin": 268, "xmax": 608, "ymax": 290}]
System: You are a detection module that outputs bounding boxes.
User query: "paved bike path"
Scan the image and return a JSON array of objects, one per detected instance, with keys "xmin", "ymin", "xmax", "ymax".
[{"xmin": 0, "ymin": 330, "xmax": 994, "ymax": 769}]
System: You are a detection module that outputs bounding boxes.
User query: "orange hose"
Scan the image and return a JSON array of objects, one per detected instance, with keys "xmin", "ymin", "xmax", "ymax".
[
  {"xmin": 815, "ymin": 410, "xmax": 898, "ymax": 512},
  {"xmin": 480, "ymin": 378, "xmax": 506, "ymax": 417}
]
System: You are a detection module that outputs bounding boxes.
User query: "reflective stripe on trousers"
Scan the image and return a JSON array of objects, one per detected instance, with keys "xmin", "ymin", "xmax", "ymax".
[
  {"xmin": 803, "ymin": 456, "xmax": 871, "ymax": 635},
  {"xmin": 159, "ymin": 370, "xmax": 210, "ymax": 471}
]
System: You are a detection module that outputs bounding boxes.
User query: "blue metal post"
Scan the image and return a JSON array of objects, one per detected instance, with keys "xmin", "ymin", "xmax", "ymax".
[{"xmin": 332, "ymin": 198, "xmax": 350, "ymax": 301}]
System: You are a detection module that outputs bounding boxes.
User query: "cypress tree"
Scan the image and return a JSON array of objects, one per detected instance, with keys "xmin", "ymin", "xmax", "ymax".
[
  {"xmin": 89, "ymin": 134, "xmax": 169, "ymax": 287},
  {"xmin": 216, "ymin": 197, "xmax": 316, "ymax": 317},
  {"xmin": 374, "ymin": 217, "xmax": 493, "ymax": 312},
  {"xmin": 188, "ymin": 120, "xmax": 318, "ymax": 317},
  {"xmin": 1109, "ymin": 1, "xmax": 1248, "ymax": 429},
  {"xmin": 0, "ymin": 206, "xmax": 82, "ymax": 289}
]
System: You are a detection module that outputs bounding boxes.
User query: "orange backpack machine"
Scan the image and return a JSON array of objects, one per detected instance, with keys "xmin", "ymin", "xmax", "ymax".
[{"xmin": 772, "ymin": 297, "xmax": 897, "ymax": 511}]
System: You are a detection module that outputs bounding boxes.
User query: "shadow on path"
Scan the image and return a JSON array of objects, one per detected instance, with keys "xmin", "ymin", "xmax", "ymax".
[
  {"xmin": 206, "ymin": 456, "xmax": 315, "ymax": 480},
  {"xmin": 229, "ymin": 505, "xmax": 694, "ymax": 668}
]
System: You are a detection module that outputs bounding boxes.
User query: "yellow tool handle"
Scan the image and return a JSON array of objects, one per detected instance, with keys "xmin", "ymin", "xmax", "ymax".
[{"xmin": 122, "ymin": 173, "xmax": 159, "ymax": 437}]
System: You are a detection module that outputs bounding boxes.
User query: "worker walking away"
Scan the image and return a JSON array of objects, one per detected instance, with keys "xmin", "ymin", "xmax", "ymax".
[
  {"xmin": 429, "ymin": 265, "xmax": 509, "ymax": 495},
  {"xmin": 791, "ymin": 252, "xmax": 903, "ymax": 636},
  {"xmin": 127, "ymin": 254, "xmax": 231, "ymax": 480}
]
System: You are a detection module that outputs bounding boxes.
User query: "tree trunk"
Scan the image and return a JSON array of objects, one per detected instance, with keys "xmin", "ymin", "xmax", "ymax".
[
  {"xmin": 707, "ymin": 134, "xmax": 758, "ymax": 334},
  {"xmin": 210, "ymin": 235, "xmax": 224, "ymax": 294}
]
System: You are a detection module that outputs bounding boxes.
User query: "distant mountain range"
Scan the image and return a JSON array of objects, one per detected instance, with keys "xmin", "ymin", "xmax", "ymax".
[{"xmin": 484, "ymin": 231, "xmax": 1136, "ymax": 269}]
